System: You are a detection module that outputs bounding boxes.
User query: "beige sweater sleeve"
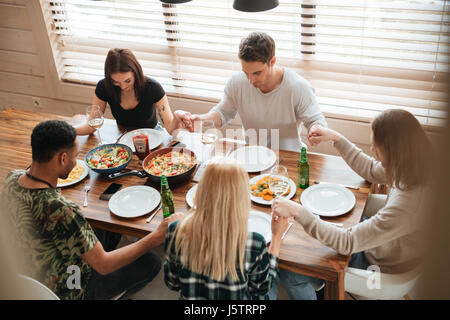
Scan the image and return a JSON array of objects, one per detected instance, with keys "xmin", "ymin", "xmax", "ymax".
[
  {"xmin": 294, "ymin": 188, "xmax": 418, "ymax": 256},
  {"xmin": 333, "ymin": 136, "xmax": 387, "ymax": 185},
  {"xmin": 295, "ymin": 137, "xmax": 423, "ymax": 256}
]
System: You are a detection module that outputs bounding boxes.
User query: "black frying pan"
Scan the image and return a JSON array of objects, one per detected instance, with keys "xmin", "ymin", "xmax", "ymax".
[{"xmin": 108, "ymin": 147, "xmax": 197, "ymax": 185}]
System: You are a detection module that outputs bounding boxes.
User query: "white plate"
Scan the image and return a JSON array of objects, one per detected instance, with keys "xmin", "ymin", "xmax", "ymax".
[
  {"xmin": 118, "ymin": 129, "xmax": 164, "ymax": 152},
  {"xmin": 249, "ymin": 174, "xmax": 297, "ymax": 206},
  {"xmin": 229, "ymin": 146, "xmax": 277, "ymax": 173},
  {"xmin": 248, "ymin": 211, "xmax": 272, "ymax": 244},
  {"xmin": 186, "ymin": 184, "xmax": 198, "ymax": 208},
  {"xmin": 109, "ymin": 186, "xmax": 161, "ymax": 218},
  {"xmin": 57, "ymin": 160, "xmax": 89, "ymax": 187},
  {"xmin": 300, "ymin": 183, "xmax": 356, "ymax": 217}
]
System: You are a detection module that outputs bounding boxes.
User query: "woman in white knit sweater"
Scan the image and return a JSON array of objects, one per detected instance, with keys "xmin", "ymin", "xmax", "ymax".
[{"xmin": 268, "ymin": 109, "xmax": 433, "ymax": 300}]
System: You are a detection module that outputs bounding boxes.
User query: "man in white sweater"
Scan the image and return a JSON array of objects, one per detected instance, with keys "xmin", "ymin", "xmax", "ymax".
[{"xmin": 176, "ymin": 32, "xmax": 327, "ymax": 151}]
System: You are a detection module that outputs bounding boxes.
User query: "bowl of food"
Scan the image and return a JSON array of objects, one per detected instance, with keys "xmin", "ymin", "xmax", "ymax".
[
  {"xmin": 85, "ymin": 143, "xmax": 132, "ymax": 175},
  {"xmin": 143, "ymin": 147, "xmax": 197, "ymax": 185}
]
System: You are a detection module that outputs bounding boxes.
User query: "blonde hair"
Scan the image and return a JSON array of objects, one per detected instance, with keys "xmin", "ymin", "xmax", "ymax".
[{"xmin": 170, "ymin": 156, "xmax": 250, "ymax": 282}]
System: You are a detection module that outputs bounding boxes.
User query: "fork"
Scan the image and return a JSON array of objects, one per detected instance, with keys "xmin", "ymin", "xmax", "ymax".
[
  {"xmin": 146, "ymin": 203, "xmax": 162, "ymax": 223},
  {"xmin": 113, "ymin": 130, "xmax": 128, "ymax": 144},
  {"xmin": 281, "ymin": 221, "xmax": 293, "ymax": 240},
  {"xmin": 83, "ymin": 183, "xmax": 91, "ymax": 207}
]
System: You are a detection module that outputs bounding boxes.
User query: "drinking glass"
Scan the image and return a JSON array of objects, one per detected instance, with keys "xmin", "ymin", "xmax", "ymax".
[
  {"xmin": 86, "ymin": 105, "xmax": 104, "ymax": 145},
  {"xmin": 200, "ymin": 120, "xmax": 218, "ymax": 144},
  {"xmin": 268, "ymin": 165, "xmax": 290, "ymax": 198}
]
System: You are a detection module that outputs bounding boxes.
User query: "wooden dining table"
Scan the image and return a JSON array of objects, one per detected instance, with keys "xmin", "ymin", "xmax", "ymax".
[{"xmin": 0, "ymin": 107, "xmax": 371, "ymax": 300}]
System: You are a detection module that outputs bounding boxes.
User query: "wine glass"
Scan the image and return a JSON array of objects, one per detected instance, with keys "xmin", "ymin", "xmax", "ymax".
[
  {"xmin": 200, "ymin": 119, "xmax": 218, "ymax": 144},
  {"xmin": 268, "ymin": 165, "xmax": 290, "ymax": 199},
  {"xmin": 86, "ymin": 105, "xmax": 104, "ymax": 145}
]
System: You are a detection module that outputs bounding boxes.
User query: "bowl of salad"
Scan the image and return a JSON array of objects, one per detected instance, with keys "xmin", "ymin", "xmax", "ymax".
[{"xmin": 85, "ymin": 143, "xmax": 132, "ymax": 174}]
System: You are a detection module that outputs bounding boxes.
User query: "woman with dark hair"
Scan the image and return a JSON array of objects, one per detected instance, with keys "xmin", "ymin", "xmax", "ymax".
[
  {"xmin": 268, "ymin": 109, "xmax": 433, "ymax": 300},
  {"xmin": 76, "ymin": 48, "xmax": 186, "ymax": 135}
]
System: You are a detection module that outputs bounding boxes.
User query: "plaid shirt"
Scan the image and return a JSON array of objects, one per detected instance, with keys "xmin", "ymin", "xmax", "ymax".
[{"xmin": 164, "ymin": 221, "xmax": 278, "ymax": 300}]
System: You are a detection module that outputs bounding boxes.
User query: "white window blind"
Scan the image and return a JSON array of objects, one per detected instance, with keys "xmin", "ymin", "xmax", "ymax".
[{"xmin": 42, "ymin": 0, "xmax": 449, "ymax": 126}]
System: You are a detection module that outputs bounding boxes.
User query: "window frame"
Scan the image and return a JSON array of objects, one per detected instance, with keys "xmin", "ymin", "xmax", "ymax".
[{"xmin": 41, "ymin": 0, "xmax": 448, "ymax": 130}]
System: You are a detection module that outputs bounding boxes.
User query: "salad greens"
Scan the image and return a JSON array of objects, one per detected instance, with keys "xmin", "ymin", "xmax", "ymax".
[{"xmin": 87, "ymin": 146, "xmax": 130, "ymax": 169}]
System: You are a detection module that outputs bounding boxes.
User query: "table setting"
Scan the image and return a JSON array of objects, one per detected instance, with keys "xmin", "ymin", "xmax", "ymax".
[
  {"xmin": 0, "ymin": 108, "xmax": 371, "ymax": 299},
  {"xmin": 63, "ymin": 119, "xmax": 358, "ymax": 249}
]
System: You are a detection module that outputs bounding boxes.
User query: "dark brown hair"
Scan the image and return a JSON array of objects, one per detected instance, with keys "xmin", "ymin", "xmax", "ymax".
[
  {"xmin": 371, "ymin": 109, "xmax": 433, "ymax": 190},
  {"xmin": 31, "ymin": 120, "xmax": 76, "ymax": 163},
  {"xmin": 238, "ymin": 32, "xmax": 275, "ymax": 64},
  {"xmin": 104, "ymin": 48, "xmax": 145, "ymax": 103}
]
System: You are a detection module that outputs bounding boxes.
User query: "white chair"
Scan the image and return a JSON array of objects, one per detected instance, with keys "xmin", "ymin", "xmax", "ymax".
[
  {"xmin": 17, "ymin": 275, "xmax": 59, "ymax": 300},
  {"xmin": 18, "ymin": 274, "xmax": 129, "ymax": 300},
  {"xmin": 345, "ymin": 192, "xmax": 420, "ymax": 299},
  {"xmin": 344, "ymin": 267, "xmax": 421, "ymax": 300}
]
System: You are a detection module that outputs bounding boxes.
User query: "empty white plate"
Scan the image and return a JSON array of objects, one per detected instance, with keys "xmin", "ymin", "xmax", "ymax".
[
  {"xmin": 300, "ymin": 183, "xmax": 356, "ymax": 217},
  {"xmin": 248, "ymin": 211, "xmax": 272, "ymax": 244},
  {"xmin": 229, "ymin": 145, "xmax": 277, "ymax": 173},
  {"xmin": 109, "ymin": 186, "xmax": 161, "ymax": 218},
  {"xmin": 118, "ymin": 129, "xmax": 164, "ymax": 152}
]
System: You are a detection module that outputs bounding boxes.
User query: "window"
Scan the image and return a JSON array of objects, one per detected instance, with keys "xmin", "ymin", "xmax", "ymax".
[{"xmin": 43, "ymin": 0, "xmax": 449, "ymax": 126}]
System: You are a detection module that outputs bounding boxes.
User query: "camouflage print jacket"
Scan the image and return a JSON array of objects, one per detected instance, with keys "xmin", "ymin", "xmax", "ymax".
[{"xmin": 0, "ymin": 170, "xmax": 98, "ymax": 300}]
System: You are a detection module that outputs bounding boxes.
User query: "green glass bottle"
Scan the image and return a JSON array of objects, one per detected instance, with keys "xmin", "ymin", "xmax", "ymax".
[
  {"xmin": 160, "ymin": 175, "xmax": 175, "ymax": 218},
  {"xmin": 298, "ymin": 147, "xmax": 309, "ymax": 189}
]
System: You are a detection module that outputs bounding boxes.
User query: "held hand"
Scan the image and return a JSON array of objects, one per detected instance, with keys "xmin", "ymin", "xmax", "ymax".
[
  {"xmin": 173, "ymin": 110, "xmax": 195, "ymax": 132},
  {"xmin": 165, "ymin": 212, "xmax": 184, "ymax": 225},
  {"xmin": 152, "ymin": 212, "xmax": 184, "ymax": 245},
  {"xmin": 151, "ymin": 218, "xmax": 169, "ymax": 245},
  {"xmin": 271, "ymin": 197, "xmax": 302, "ymax": 219},
  {"xmin": 271, "ymin": 214, "xmax": 289, "ymax": 239},
  {"xmin": 308, "ymin": 125, "xmax": 341, "ymax": 146}
]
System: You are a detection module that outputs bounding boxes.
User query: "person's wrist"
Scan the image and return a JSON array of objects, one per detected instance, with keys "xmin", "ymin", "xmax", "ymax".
[
  {"xmin": 332, "ymin": 132, "xmax": 342, "ymax": 143},
  {"xmin": 269, "ymin": 238, "xmax": 282, "ymax": 255},
  {"xmin": 290, "ymin": 203, "xmax": 302, "ymax": 218}
]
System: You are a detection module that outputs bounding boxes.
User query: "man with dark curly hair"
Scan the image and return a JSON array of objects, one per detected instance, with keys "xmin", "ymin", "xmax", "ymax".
[{"xmin": 1, "ymin": 120, "xmax": 173, "ymax": 300}]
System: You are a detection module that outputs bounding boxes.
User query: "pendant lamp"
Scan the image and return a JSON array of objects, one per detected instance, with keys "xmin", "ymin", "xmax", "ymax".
[
  {"xmin": 233, "ymin": 0, "xmax": 279, "ymax": 12},
  {"xmin": 160, "ymin": 0, "xmax": 192, "ymax": 4}
]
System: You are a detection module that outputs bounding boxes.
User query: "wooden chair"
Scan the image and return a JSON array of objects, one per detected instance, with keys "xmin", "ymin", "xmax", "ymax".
[{"xmin": 370, "ymin": 182, "xmax": 388, "ymax": 195}]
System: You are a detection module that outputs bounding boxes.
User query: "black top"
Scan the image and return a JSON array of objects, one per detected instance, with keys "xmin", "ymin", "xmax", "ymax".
[{"xmin": 95, "ymin": 76, "xmax": 165, "ymax": 128}]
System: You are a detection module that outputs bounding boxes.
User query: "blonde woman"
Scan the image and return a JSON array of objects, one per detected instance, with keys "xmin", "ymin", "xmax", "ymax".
[
  {"xmin": 269, "ymin": 109, "xmax": 433, "ymax": 300},
  {"xmin": 164, "ymin": 157, "xmax": 289, "ymax": 300}
]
